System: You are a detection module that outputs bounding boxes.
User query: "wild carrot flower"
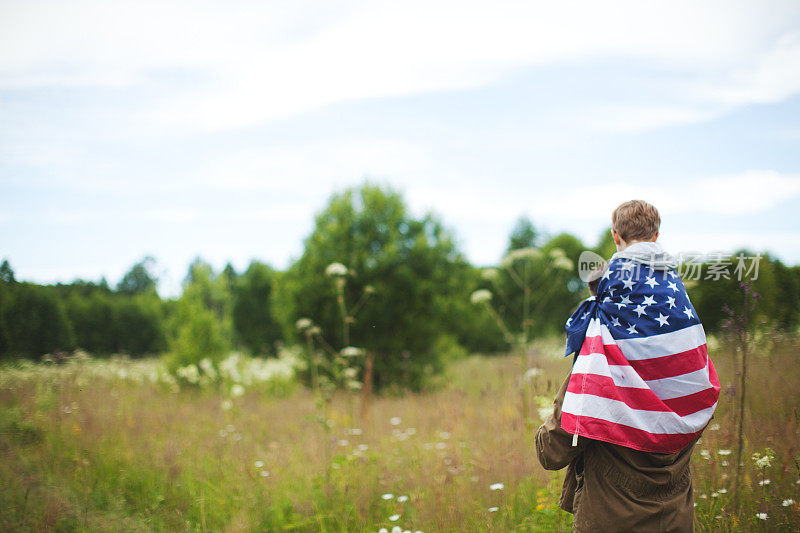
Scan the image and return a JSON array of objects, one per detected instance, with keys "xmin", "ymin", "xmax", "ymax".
[
  {"xmin": 758, "ymin": 479, "xmax": 770, "ymax": 486},
  {"xmin": 756, "ymin": 513, "xmax": 768, "ymax": 520},
  {"xmin": 325, "ymin": 262, "xmax": 348, "ymax": 277},
  {"xmin": 388, "ymin": 514, "xmax": 400, "ymax": 521},
  {"xmin": 390, "ymin": 417, "xmax": 401, "ymax": 425},
  {"xmin": 470, "ymin": 289, "xmax": 492, "ymax": 304},
  {"xmin": 489, "ymin": 506, "xmax": 499, "ymax": 512},
  {"xmin": 254, "ymin": 460, "xmax": 265, "ymax": 468},
  {"xmin": 490, "ymin": 483, "xmax": 504, "ymax": 491},
  {"xmin": 397, "ymin": 495, "xmax": 408, "ymax": 502},
  {"xmin": 782, "ymin": 499, "xmax": 795, "ymax": 506},
  {"xmin": 382, "ymin": 493, "xmax": 394, "ymax": 500},
  {"xmin": 717, "ymin": 449, "xmax": 731, "ymax": 456}
]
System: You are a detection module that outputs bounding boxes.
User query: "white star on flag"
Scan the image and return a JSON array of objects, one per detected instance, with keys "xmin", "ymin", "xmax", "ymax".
[
  {"xmin": 634, "ymin": 304, "xmax": 648, "ymax": 317},
  {"xmin": 683, "ymin": 306, "xmax": 694, "ymax": 319},
  {"xmin": 666, "ymin": 296, "xmax": 676, "ymax": 309},
  {"xmin": 644, "ymin": 276, "xmax": 659, "ymax": 288},
  {"xmin": 626, "ymin": 323, "xmax": 638, "ymax": 335},
  {"xmin": 655, "ymin": 314, "xmax": 670, "ymax": 327},
  {"xmin": 668, "ymin": 281, "xmax": 679, "ymax": 292},
  {"xmin": 642, "ymin": 295, "xmax": 657, "ymax": 306},
  {"xmin": 622, "ymin": 278, "xmax": 635, "ymax": 290},
  {"xmin": 611, "ymin": 316, "xmax": 621, "ymax": 327}
]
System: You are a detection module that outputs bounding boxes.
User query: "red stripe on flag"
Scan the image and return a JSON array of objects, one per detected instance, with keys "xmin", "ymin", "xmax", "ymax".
[{"xmin": 561, "ymin": 412, "xmax": 701, "ymax": 453}]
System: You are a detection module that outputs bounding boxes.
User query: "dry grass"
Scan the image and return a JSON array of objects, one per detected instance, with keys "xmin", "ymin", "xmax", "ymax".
[{"xmin": 1, "ymin": 335, "xmax": 798, "ymax": 531}]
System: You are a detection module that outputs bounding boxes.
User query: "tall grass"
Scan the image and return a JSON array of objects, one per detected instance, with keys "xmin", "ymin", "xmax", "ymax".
[{"xmin": 1, "ymin": 335, "xmax": 798, "ymax": 531}]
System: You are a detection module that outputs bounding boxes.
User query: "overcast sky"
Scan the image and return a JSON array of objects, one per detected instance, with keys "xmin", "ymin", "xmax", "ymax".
[{"xmin": 2, "ymin": 0, "xmax": 799, "ymax": 296}]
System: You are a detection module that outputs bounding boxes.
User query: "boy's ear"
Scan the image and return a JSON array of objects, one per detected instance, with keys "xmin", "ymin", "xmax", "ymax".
[
  {"xmin": 611, "ymin": 229, "xmax": 622, "ymax": 245},
  {"xmin": 652, "ymin": 231, "xmax": 660, "ymax": 242}
]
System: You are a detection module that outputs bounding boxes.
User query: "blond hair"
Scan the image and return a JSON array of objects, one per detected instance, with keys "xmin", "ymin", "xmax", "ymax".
[{"xmin": 612, "ymin": 200, "xmax": 660, "ymax": 243}]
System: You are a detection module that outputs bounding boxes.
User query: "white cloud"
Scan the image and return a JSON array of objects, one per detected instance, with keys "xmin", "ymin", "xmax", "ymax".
[
  {"xmin": 2, "ymin": 1, "xmax": 798, "ymax": 133},
  {"xmin": 694, "ymin": 31, "xmax": 800, "ymax": 105}
]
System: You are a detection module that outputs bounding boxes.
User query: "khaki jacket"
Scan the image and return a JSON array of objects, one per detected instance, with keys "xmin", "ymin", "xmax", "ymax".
[{"xmin": 535, "ymin": 374, "xmax": 696, "ymax": 533}]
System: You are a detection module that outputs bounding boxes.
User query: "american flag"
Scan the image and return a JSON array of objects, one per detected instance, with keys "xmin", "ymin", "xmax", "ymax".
[{"xmin": 562, "ymin": 257, "xmax": 720, "ymax": 453}]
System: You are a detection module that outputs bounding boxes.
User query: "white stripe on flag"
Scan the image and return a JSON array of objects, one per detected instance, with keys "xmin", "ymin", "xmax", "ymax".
[
  {"xmin": 572, "ymin": 351, "xmax": 714, "ymax": 400},
  {"xmin": 601, "ymin": 323, "xmax": 707, "ymax": 360},
  {"xmin": 572, "ymin": 352, "xmax": 648, "ymax": 389},
  {"xmin": 562, "ymin": 392, "xmax": 718, "ymax": 435},
  {"xmin": 647, "ymin": 365, "xmax": 712, "ymax": 400}
]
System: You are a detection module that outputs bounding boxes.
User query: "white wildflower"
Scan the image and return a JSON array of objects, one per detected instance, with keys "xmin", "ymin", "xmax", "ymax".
[
  {"xmin": 260, "ymin": 470, "xmax": 269, "ymax": 477},
  {"xmin": 758, "ymin": 479, "xmax": 771, "ymax": 486},
  {"xmin": 341, "ymin": 346, "xmax": 364, "ymax": 357},
  {"xmin": 348, "ymin": 428, "xmax": 363, "ymax": 435},
  {"xmin": 489, "ymin": 506, "xmax": 499, "ymax": 512},
  {"xmin": 708, "ymin": 423, "xmax": 720, "ymax": 431},
  {"xmin": 717, "ymin": 449, "xmax": 731, "ymax": 456},
  {"xmin": 406, "ymin": 427, "xmax": 416, "ymax": 435},
  {"xmin": 397, "ymin": 495, "xmax": 408, "ymax": 502},
  {"xmin": 470, "ymin": 289, "xmax": 492, "ymax": 304},
  {"xmin": 338, "ymin": 439, "xmax": 349, "ymax": 446},
  {"xmin": 481, "ymin": 268, "xmax": 499, "ymax": 280},
  {"xmin": 435, "ymin": 442, "xmax": 446, "ymax": 450},
  {"xmin": 230, "ymin": 384, "xmax": 245, "ymax": 398},
  {"xmin": 717, "ymin": 488, "xmax": 727, "ymax": 494},
  {"xmin": 296, "ymin": 318, "xmax": 313, "ymax": 331},
  {"xmin": 325, "ymin": 262, "xmax": 348, "ymax": 277},
  {"xmin": 378, "ymin": 529, "xmax": 388, "ymax": 533},
  {"xmin": 699, "ymin": 450, "xmax": 710, "ymax": 459},
  {"xmin": 439, "ymin": 431, "xmax": 450, "ymax": 440},
  {"xmin": 382, "ymin": 493, "xmax": 394, "ymax": 500},
  {"xmin": 782, "ymin": 499, "xmax": 795, "ymax": 507},
  {"xmin": 756, "ymin": 513, "xmax": 768, "ymax": 520},
  {"xmin": 391, "ymin": 528, "xmax": 401, "ymax": 533},
  {"xmin": 358, "ymin": 444, "xmax": 368, "ymax": 452},
  {"xmin": 490, "ymin": 483, "xmax": 504, "ymax": 491},
  {"xmin": 388, "ymin": 514, "xmax": 400, "ymax": 522},
  {"xmin": 254, "ymin": 460, "xmax": 265, "ymax": 468},
  {"xmin": 390, "ymin": 417, "xmax": 401, "ymax": 426}
]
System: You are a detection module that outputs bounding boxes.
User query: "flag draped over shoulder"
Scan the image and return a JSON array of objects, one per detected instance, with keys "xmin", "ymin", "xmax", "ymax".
[{"xmin": 563, "ymin": 242, "xmax": 720, "ymax": 453}]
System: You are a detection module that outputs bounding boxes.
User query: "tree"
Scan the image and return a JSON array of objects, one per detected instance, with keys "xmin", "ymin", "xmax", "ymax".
[
  {"xmin": 1, "ymin": 284, "xmax": 74, "ymax": 359},
  {"xmin": 117, "ymin": 256, "xmax": 159, "ymax": 295},
  {"xmin": 283, "ymin": 182, "xmax": 470, "ymax": 392},
  {"xmin": 232, "ymin": 261, "xmax": 283, "ymax": 355},
  {"xmin": 506, "ymin": 216, "xmax": 539, "ymax": 253},
  {"xmin": 0, "ymin": 260, "xmax": 15, "ymax": 284}
]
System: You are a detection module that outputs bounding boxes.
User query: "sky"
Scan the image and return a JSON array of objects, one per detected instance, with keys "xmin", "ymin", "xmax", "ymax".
[{"xmin": 1, "ymin": 0, "xmax": 800, "ymax": 297}]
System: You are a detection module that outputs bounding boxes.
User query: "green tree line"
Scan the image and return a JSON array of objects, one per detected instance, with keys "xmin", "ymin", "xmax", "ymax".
[{"xmin": 1, "ymin": 183, "xmax": 799, "ymax": 391}]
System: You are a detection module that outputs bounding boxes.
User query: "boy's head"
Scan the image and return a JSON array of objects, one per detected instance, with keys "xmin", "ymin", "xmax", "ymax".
[{"xmin": 611, "ymin": 200, "xmax": 660, "ymax": 251}]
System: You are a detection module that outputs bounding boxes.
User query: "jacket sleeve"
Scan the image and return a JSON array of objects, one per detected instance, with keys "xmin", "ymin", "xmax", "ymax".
[{"xmin": 535, "ymin": 372, "xmax": 587, "ymax": 470}]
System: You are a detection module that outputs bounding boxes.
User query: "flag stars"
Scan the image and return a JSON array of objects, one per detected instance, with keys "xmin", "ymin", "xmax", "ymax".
[
  {"xmin": 683, "ymin": 306, "xmax": 694, "ymax": 319},
  {"xmin": 667, "ymin": 281, "xmax": 679, "ymax": 292},
  {"xmin": 581, "ymin": 312, "xmax": 589, "ymax": 320},
  {"xmin": 655, "ymin": 314, "xmax": 670, "ymax": 327},
  {"xmin": 620, "ymin": 295, "xmax": 632, "ymax": 305},
  {"xmin": 602, "ymin": 269, "xmax": 614, "ymax": 280},
  {"xmin": 644, "ymin": 276, "xmax": 659, "ymax": 288},
  {"xmin": 602, "ymin": 296, "xmax": 612, "ymax": 304},
  {"xmin": 626, "ymin": 323, "xmax": 638, "ymax": 335},
  {"xmin": 611, "ymin": 317, "xmax": 621, "ymax": 327},
  {"xmin": 668, "ymin": 271, "xmax": 678, "ymax": 279},
  {"xmin": 621, "ymin": 278, "xmax": 635, "ymax": 290},
  {"xmin": 633, "ymin": 304, "xmax": 648, "ymax": 317},
  {"xmin": 642, "ymin": 295, "xmax": 656, "ymax": 306},
  {"xmin": 665, "ymin": 296, "xmax": 676, "ymax": 309}
]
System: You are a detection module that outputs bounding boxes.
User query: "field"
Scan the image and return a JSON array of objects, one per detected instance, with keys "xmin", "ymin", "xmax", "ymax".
[{"xmin": 1, "ymin": 336, "xmax": 799, "ymax": 532}]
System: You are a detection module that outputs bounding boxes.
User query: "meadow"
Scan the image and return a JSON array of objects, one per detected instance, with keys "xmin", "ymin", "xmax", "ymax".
[{"xmin": 1, "ymin": 335, "xmax": 799, "ymax": 532}]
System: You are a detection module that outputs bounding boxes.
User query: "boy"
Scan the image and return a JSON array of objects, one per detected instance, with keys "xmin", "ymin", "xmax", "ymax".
[{"xmin": 536, "ymin": 200, "xmax": 719, "ymax": 532}]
